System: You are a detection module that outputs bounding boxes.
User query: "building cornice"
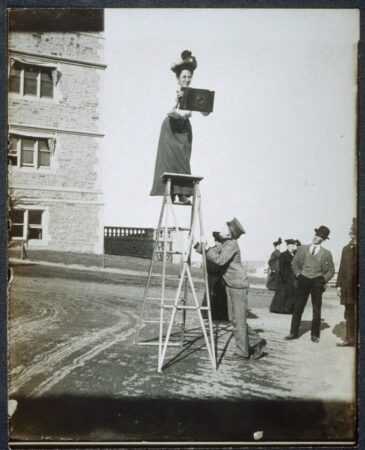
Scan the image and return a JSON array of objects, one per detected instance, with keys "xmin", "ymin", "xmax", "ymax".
[
  {"xmin": 9, "ymin": 184, "xmax": 103, "ymax": 195},
  {"xmin": 9, "ymin": 48, "xmax": 107, "ymax": 70},
  {"xmin": 9, "ymin": 123, "xmax": 104, "ymax": 138}
]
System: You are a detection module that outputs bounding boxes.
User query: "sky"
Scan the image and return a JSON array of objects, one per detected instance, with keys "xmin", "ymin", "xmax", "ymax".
[{"xmin": 102, "ymin": 8, "xmax": 359, "ymax": 263}]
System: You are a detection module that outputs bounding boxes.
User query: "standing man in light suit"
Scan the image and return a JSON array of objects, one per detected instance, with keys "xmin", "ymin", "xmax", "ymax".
[{"xmin": 285, "ymin": 226, "xmax": 335, "ymax": 343}]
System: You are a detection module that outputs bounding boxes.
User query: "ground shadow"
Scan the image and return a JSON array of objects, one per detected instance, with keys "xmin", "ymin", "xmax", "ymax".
[
  {"xmin": 298, "ymin": 320, "xmax": 330, "ymax": 338},
  {"xmin": 332, "ymin": 321, "xmax": 346, "ymax": 340},
  {"xmin": 9, "ymin": 395, "xmax": 356, "ymax": 444}
]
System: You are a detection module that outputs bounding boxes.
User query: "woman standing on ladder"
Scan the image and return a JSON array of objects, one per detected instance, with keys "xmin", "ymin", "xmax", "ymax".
[{"xmin": 150, "ymin": 50, "xmax": 209, "ymax": 203}]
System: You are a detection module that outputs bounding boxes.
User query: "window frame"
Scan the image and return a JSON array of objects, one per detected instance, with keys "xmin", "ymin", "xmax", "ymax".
[
  {"xmin": 9, "ymin": 62, "xmax": 55, "ymax": 99},
  {"xmin": 10, "ymin": 208, "xmax": 45, "ymax": 242},
  {"xmin": 9, "ymin": 135, "xmax": 52, "ymax": 170}
]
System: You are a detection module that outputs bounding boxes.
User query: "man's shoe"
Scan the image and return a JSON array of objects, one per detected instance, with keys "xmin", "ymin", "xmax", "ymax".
[
  {"xmin": 285, "ymin": 334, "xmax": 298, "ymax": 340},
  {"xmin": 226, "ymin": 353, "xmax": 250, "ymax": 361},
  {"xmin": 336, "ymin": 340, "xmax": 355, "ymax": 347},
  {"xmin": 252, "ymin": 339, "xmax": 267, "ymax": 360},
  {"xmin": 311, "ymin": 336, "xmax": 319, "ymax": 343}
]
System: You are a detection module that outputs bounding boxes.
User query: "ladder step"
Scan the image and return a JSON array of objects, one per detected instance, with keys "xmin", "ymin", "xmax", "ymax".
[
  {"xmin": 142, "ymin": 320, "xmax": 183, "ymax": 326},
  {"xmin": 146, "ymin": 297, "xmax": 184, "ymax": 302},
  {"xmin": 150, "ymin": 274, "xmax": 185, "ymax": 280},
  {"xmin": 136, "ymin": 341, "xmax": 182, "ymax": 347},
  {"xmin": 163, "ymin": 305, "xmax": 210, "ymax": 310},
  {"xmin": 154, "ymin": 251, "xmax": 183, "ymax": 255}
]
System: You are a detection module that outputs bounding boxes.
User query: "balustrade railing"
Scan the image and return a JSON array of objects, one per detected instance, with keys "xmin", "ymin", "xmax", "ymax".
[{"xmin": 104, "ymin": 226, "xmax": 155, "ymax": 239}]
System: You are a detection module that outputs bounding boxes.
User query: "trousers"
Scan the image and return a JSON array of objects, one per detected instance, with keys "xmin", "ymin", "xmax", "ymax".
[
  {"xmin": 344, "ymin": 304, "xmax": 356, "ymax": 343},
  {"xmin": 290, "ymin": 275, "xmax": 324, "ymax": 338},
  {"xmin": 225, "ymin": 286, "xmax": 262, "ymax": 357}
]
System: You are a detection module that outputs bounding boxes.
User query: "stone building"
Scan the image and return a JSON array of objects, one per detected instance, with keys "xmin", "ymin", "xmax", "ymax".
[{"xmin": 8, "ymin": 11, "xmax": 106, "ymax": 254}]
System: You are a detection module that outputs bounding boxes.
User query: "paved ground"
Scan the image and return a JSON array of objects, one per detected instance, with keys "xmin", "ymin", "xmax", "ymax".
[{"xmin": 8, "ymin": 257, "xmax": 357, "ymax": 444}]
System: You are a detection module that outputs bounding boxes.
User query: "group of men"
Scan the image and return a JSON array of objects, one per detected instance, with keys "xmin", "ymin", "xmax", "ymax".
[{"xmin": 195, "ymin": 217, "xmax": 358, "ymax": 361}]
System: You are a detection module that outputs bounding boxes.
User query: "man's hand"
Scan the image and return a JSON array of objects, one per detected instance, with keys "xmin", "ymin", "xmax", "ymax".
[{"xmin": 337, "ymin": 287, "xmax": 342, "ymax": 297}]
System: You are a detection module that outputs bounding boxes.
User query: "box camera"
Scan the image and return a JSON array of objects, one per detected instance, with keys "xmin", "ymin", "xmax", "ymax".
[{"xmin": 178, "ymin": 88, "xmax": 215, "ymax": 113}]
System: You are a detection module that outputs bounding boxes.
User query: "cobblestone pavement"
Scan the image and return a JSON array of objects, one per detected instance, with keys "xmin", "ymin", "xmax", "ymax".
[{"xmin": 8, "ymin": 261, "xmax": 356, "ymax": 444}]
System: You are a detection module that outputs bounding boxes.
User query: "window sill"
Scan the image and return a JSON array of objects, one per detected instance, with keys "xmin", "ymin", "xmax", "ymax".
[
  {"xmin": 9, "ymin": 166, "xmax": 56, "ymax": 175},
  {"xmin": 8, "ymin": 92, "xmax": 60, "ymax": 104}
]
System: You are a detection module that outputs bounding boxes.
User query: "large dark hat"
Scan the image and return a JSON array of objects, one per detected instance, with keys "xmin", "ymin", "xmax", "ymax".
[
  {"xmin": 295, "ymin": 239, "xmax": 301, "ymax": 246},
  {"xmin": 285, "ymin": 239, "xmax": 296, "ymax": 245},
  {"xmin": 314, "ymin": 225, "xmax": 330, "ymax": 240},
  {"xmin": 171, "ymin": 50, "xmax": 197, "ymax": 75},
  {"xmin": 273, "ymin": 237, "xmax": 282, "ymax": 246},
  {"xmin": 227, "ymin": 217, "xmax": 246, "ymax": 239},
  {"xmin": 351, "ymin": 217, "xmax": 357, "ymax": 234}
]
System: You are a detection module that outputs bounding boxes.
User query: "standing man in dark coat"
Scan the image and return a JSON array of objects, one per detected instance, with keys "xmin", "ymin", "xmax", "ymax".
[
  {"xmin": 285, "ymin": 226, "xmax": 335, "ymax": 343},
  {"xmin": 336, "ymin": 218, "xmax": 358, "ymax": 347}
]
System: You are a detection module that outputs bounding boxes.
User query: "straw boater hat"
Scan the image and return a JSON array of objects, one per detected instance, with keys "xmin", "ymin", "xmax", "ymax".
[{"xmin": 171, "ymin": 50, "xmax": 198, "ymax": 76}]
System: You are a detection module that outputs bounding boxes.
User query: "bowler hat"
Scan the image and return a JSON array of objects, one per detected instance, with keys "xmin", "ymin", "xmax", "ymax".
[
  {"xmin": 314, "ymin": 225, "xmax": 330, "ymax": 240},
  {"xmin": 273, "ymin": 237, "xmax": 282, "ymax": 246},
  {"xmin": 171, "ymin": 50, "xmax": 197, "ymax": 75},
  {"xmin": 227, "ymin": 217, "xmax": 246, "ymax": 239},
  {"xmin": 285, "ymin": 239, "xmax": 296, "ymax": 245}
]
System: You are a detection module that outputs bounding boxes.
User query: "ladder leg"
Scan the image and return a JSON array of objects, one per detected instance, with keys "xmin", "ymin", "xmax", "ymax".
[
  {"xmin": 134, "ymin": 184, "xmax": 168, "ymax": 344},
  {"xmin": 158, "ymin": 262, "xmax": 187, "ymax": 371},
  {"xmin": 180, "ymin": 182, "xmax": 198, "ymax": 346},
  {"xmin": 158, "ymin": 179, "xmax": 170, "ymax": 369},
  {"xmin": 197, "ymin": 185, "xmax": 217, "ymax": 368}
]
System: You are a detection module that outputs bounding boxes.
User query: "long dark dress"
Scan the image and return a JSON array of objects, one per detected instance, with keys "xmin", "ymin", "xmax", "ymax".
[
  {"xmin": 266, "ymin": 249, "xmax": 280, "ymax": 291},
  {"xmin": 269, "ymin": 250, "xmax": 296, "ymax": 314},
  {"xmin": 202, "ymin": 257, "xmax": 229, "ymax": 321},
  {"xmin": 150, "ymin": 111, "xmax": 193, "ymax": 196}
]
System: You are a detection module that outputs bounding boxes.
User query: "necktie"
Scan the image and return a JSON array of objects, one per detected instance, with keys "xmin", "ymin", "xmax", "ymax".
[{"xmin": 311, "ymin": 247, "xmax": 316, "ymax": 255}]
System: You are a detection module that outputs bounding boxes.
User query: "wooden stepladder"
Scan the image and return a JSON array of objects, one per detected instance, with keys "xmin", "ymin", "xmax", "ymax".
[{"xmin": 134, "ymin": 172, "xmax": 216, "ymax": 372}]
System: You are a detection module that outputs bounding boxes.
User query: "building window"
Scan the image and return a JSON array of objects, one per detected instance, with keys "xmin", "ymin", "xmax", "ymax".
[
  {"xmin": 8, "ymin": 135, "xmax": 52, "ymax": 169},
  {"xmin": 9, "ymin": 209, "xmax": 44, "ymax": 240},
  {"xmin": 10, "ymin": 209, "xmax": 25, "ymax": 238},
  {"xmin": 9, "ymin": 62, "xmax": 54, "ymax": 99}
]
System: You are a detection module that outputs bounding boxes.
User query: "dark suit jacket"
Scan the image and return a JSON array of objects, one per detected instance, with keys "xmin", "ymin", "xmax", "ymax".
[
  {"xmin": 336, "ymin": 242, "xmax": 357, "ymax": 305},
  {"xmin": 291, "ymin": 244, "xmax": 335, "ymax": 283}
]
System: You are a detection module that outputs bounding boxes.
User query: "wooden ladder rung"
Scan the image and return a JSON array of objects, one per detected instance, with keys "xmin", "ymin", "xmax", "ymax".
[
  {"xmin": 146, "ymin": 296, "xmax": 184, "ymax": 301},
  {"xmin": 142, "ymin": 319, "xmax": 183, "ymax": 325},
  {"xmin": 154, "ymin": 251, "xmax": 183, "ymax": 254},
  {"xmin": 136, "ymin": 341, "xmax": 182, "ymax": 347},
  {"xmin": 163, "ymin": 305, "xmax": 209, "ymax": 310}
]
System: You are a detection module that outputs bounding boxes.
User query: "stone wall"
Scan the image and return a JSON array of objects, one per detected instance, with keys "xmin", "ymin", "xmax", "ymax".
[{"xmin": 104, "ymin": 227, "xmax": 155, "ymax": 260}]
